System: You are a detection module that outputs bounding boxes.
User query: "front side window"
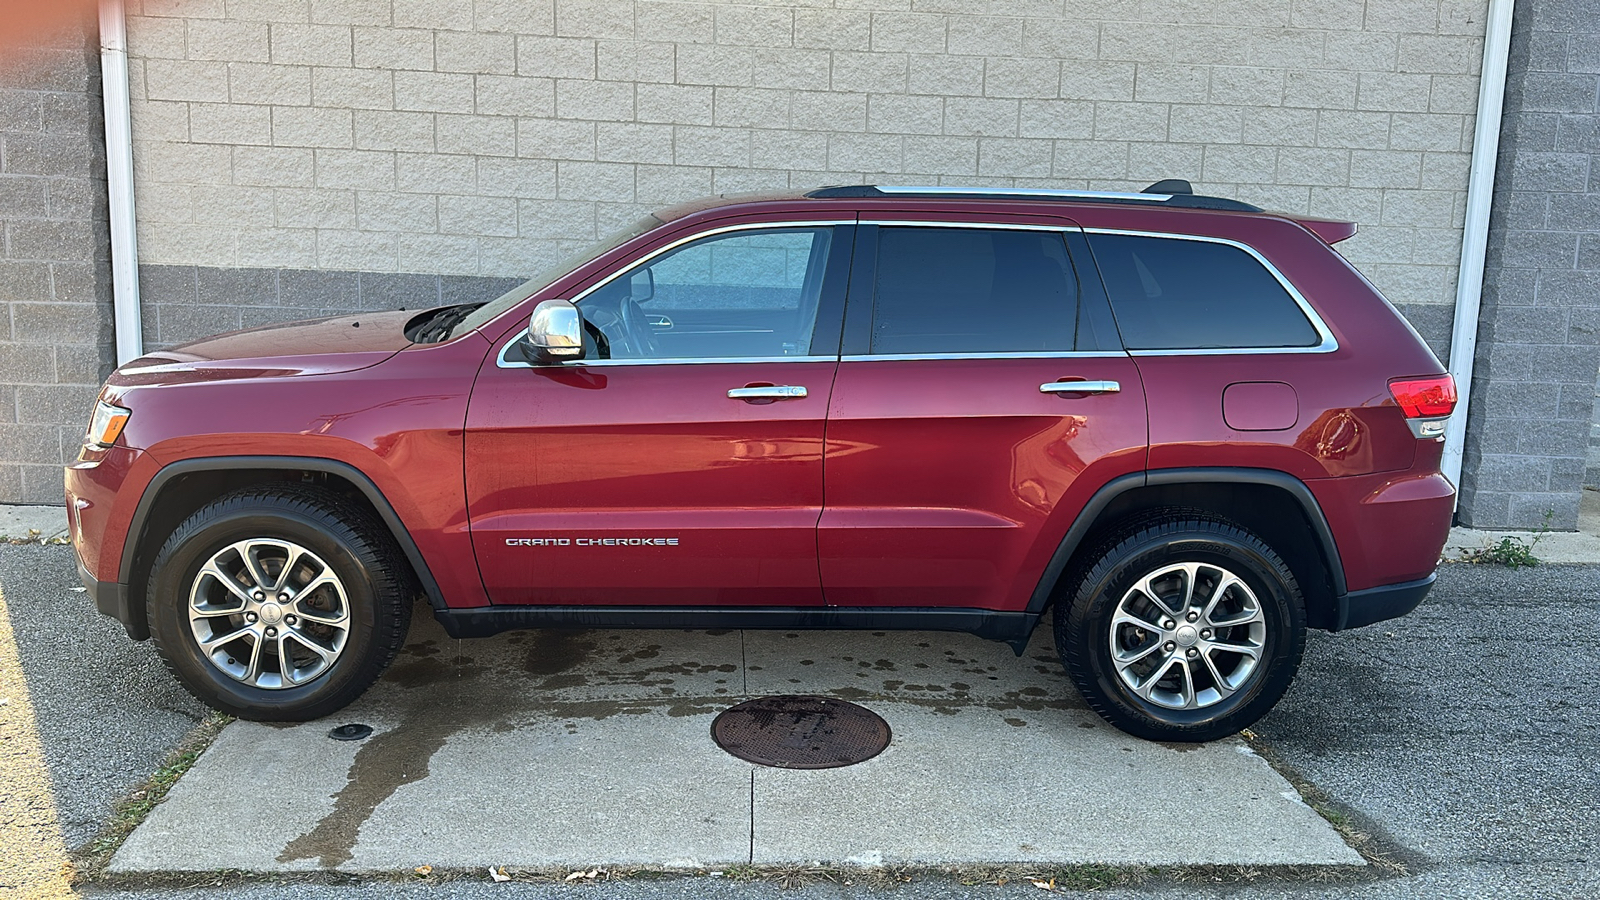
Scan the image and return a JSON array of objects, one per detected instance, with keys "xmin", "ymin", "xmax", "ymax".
[
  {"xmin": 868, "ymin": 227, "xmax": 1082, "ymax": 355},
  {"xmin": 580, "ymin": 227, "xmax": 832, "ymax": 360},
  {"xmin": 1087, "ymin": 232, "xmax": 1321, "ymax": 351}
]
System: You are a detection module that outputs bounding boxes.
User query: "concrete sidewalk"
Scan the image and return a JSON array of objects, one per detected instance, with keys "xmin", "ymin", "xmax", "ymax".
[
  {"xmin": 110, "ymin": 616, "xmax": 1360, "ymax": 874},
  {"xmin": 0, "ymin": 505, "xmax": 67, "ymax": 542}
]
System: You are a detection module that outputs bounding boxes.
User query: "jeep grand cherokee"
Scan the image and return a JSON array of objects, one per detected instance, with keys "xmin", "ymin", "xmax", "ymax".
[{"xmin": 66, "ymin": 182, "xmax": 1456, "ymax": 741}]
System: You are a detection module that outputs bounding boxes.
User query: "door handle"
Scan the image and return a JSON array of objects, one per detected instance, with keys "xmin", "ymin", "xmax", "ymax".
[
  {"xmin": 1040, "ymin": 380, "xmax": 1120, "ymax": 395},
  {"xmin": 728, "ymin": 385, "xmax": 808, "ymax": 401},
  {"xmin": 646, "ymin": 315, "xmax": 673, "ymax": 330}
]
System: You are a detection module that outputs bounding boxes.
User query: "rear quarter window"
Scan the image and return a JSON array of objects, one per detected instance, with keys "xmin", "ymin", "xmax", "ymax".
[{"xmin": 1086, "ymin": 232, "xmax": 1322, "ymax": 351}]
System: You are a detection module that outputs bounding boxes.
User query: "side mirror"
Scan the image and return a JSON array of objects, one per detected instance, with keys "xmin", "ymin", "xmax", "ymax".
[{"xmin": 525, "ymin": 299, "xmax": 585, "ymax": 363}]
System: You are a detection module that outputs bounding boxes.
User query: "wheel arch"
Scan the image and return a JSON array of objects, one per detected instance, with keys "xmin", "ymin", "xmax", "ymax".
[
  {"xmin": 1029, "ymin": 468, "xmax": 1347, "ymax": 630},
  {"xmin": 118, "ymin": 456, "xmax": 447, "ymax": 641}
]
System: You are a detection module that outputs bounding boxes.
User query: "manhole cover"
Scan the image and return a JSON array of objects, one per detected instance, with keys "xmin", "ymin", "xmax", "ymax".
[{"xmin": 711, "ymin": 695, "xmax": 891, "ymax": 769}]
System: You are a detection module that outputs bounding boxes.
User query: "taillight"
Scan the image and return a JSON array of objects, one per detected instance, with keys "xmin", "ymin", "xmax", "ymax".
[{"xmin": 1388, "ymin": 375, "xmax": 1456, "ymax": 418}]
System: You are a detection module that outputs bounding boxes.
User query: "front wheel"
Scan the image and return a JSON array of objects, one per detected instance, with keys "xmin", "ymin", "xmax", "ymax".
[
  {"xmin": 147, "ymin": 485, "xmax": 415, "ymax": 721},
  {"xmin": 1056, "ymin": 517, "xmax": 1306, "ymax": 742}
]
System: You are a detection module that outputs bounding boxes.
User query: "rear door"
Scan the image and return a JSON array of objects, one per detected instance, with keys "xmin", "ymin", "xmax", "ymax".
[
  {"xmin": 465, "ymin": 222, "xmax": 853, "ymax": 607},
  {"xmin": 819, "ymin": 217, "xmax": 1148, "ymax": 611}
]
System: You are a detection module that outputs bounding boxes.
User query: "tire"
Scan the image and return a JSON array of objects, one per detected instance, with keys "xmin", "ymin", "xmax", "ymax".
[
  {"xmin": 1055, "ymin": 516, "xmax": 1306, "ymax": 742},
  {"xmin": 147, "ymin": 484, "xmax": 415, "ymax": 721}
]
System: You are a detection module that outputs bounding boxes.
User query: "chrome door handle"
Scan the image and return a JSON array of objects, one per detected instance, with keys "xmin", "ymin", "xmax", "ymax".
[
  {"xmin": 1040, "ymin": 380, "xmax": 1120, "ymax": 395},
  {"xmin": 646, "ymin": 315, "xmax": 673, "ymax": 329},
  {"xmin": 728, "ymin": 385, "xmax": 808, "ymax": 400}
]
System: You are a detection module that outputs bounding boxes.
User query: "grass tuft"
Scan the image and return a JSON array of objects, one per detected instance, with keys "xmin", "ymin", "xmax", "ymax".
[
  {"xmin": 76, "ymin": 712, "xmax": 232, "ymax": 881},
  {"xmin": 1459, "ymin": 508, "xmax": 1555, "ymax": 569}
]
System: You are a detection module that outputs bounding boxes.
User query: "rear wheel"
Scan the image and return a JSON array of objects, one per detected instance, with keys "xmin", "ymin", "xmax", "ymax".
[
  {"xmin": 147, "ymin": 485, "xmax": 414, "ymax": 721},
  {"xmin": 1056, "ymin": 516, "xmax": 1305, "ymax": 742}
]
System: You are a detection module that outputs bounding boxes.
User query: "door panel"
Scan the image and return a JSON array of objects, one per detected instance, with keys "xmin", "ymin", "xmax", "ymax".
[
  {"xmin": 647, "ymin": 309, "xmax": 802, "ymax": 358},
  {"xmin": 465, "ymin": 224, "xmax": 850, "ymax": 607},
  {"xmin": 820, "ymin": 357, "xmax": 1146, "ymax": 610},
  {"xmin": 466, "ymin": 360, "xmax": 835, "ymax": 606}
]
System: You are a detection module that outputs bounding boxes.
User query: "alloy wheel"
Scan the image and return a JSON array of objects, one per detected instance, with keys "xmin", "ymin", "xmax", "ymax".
[
  {"xmin": 186, "ymin": 538, "xmax": 351, "ymax": 689},
  {"xmin": 1107, "ymin": 561, "xmax": 1268, "ymax": 710}
]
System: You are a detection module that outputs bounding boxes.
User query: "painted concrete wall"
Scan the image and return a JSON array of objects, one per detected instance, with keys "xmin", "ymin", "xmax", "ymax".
[{"xmin": 119, "ymin": 0, "xmax": 1489, "ymax": 355}]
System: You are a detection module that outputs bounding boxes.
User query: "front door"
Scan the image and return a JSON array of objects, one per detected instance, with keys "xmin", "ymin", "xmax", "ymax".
[
  {"xmin": 466, "ymin": 223, "xmax": 852, "ymax": 607},
  {"xmin": 819, "ymin": 221, "xmax": 1148, "ymax": 611}
]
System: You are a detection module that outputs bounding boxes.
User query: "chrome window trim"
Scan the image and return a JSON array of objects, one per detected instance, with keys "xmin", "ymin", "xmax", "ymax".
[
  {"xmin": 872, "ymin": 185, "xmax": 1171, "ymax": 203},
  {"xmin": 494, "ymin": 219, "xmax": 851, "ymax": 370},
  {"xmin": 1081, "ymin": 227, "xmax": 1339, "ymax": 356},
  {"xmin": 841, "ymin": 351, "xmax": 1127, "ymax": 362},
  {"xmin": 497, "ymin": 333, "xmax": 836, "ymax": 368}
]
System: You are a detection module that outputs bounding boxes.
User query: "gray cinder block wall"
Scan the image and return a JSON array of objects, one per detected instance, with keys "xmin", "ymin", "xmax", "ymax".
[
  {"xmin": 0, "ymin": 10, "xmax": 117, "ymax": 505},
  {"xmin": 1457, "ymin": 0, "xmax": 1600, "ymax": 530}
]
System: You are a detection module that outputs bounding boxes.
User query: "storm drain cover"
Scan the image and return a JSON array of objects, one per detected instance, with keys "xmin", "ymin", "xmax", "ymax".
[{"xmin": 711, "ymin": 695, "xmax": 891, "ymax": 769}]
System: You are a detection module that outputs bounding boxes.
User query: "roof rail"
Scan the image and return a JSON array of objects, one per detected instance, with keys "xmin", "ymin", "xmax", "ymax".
[{"xmin": 804, "ymin": 182, "xmax": 1262, "ymax": 212}]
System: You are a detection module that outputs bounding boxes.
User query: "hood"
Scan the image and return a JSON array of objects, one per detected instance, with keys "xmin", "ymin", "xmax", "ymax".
[{"xmin": 110, "ymin": 311, "xmax": 415, "ymax": 387}]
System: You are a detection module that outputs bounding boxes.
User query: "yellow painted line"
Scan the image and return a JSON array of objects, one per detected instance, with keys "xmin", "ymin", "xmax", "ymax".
[{"xmin": 0, "ymin": 590, "xmax": 75, "ymax": 899}]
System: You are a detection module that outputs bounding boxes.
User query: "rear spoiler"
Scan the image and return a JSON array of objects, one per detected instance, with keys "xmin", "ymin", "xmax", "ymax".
[{"xmin": 1287, "ymin": 214, "xmax": 1359, "ymax": 245}]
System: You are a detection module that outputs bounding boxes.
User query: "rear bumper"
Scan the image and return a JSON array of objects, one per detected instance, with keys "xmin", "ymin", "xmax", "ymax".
[
  {"xmin": 75, "ymin": 549, "xmax": 147, "ymax": 640},
  {"xmin": 1333, "ymin": 572, "xmax": 1435, "ymax": 631},
  {"xmin": 1311, "ymin": 470, "xmax": 1454, "ymax": 593}
]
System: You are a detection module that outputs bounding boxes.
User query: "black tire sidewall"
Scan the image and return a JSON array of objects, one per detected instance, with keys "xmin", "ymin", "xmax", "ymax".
[
  {"xmin": 1063, "ymin": 525, "xmax": 1305, "ymax": 742},
  {"xmin": 148, "ymin": 505, "xmax": 383, "ymax": 720}
]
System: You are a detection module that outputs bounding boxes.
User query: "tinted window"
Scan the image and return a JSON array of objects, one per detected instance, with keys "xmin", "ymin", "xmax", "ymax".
[
  {"xmin": 1087, "ymin": 233, "xmax": 1320, "ymax": 350},
  {"xmin": 870, "ymin": 227, "xmax": 1080, "ymax": 354},
  {"xmin": 581, "ymin": 227, "xmax": 832, "ymax": 360}
]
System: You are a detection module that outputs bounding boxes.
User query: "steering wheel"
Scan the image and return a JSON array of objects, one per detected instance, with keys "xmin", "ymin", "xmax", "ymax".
[{"xmin": 619, "ymin": 298, "xmax": 659, "ymax": 358}]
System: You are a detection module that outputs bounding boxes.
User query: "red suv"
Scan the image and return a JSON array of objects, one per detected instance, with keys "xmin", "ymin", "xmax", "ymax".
[{"xmin": 66, "ymin": 183, "xmax": 1456, "ymax": 741}]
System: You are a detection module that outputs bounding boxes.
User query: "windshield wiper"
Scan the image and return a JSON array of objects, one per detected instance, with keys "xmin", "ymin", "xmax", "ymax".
[{"xmin": 412, "ymin": 304, "xmax": 480, "ymax": 344}]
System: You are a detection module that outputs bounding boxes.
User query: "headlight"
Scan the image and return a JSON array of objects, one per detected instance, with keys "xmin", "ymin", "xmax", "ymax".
[{"xmin": 85, "ymin": 400, "xmax": 131, "ymax": 449}]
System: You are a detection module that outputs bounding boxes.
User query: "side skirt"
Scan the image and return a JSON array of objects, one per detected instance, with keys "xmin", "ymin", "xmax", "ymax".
[{"xmin": 434, "ymin": 606, "xmax": 1041, "ymax": 656}]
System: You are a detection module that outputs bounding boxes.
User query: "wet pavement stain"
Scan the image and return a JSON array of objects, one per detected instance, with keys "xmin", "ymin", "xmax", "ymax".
[
  {"xmin": 615, "ymin": 644, "xmax": 662, "ymax": 664},
  {"xmin": 278, "ymin": 719, "xmax": 454, "ymax": 867},
  {"xmin": 385, "ymin": 655, "xmax": 486, "ymax": 688},
  {"xmin": 524, "ymin": 629, "xmax": 596, "ymax": 675}
]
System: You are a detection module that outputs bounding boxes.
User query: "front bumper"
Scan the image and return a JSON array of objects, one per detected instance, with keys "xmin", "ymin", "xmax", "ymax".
[
  {"xmin": 75, "ymin": 549, "xmax": 147, "ymax": 640},
  {"xmin": 1333, "ymin": 572, "xmax": 1435, "ymax": 631}
]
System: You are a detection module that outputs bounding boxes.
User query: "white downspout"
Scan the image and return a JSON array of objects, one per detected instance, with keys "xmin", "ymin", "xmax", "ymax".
[
  {"xmin": 99, "ymin": 0, "xmax": 142, "ymax": 365},
  {"xmin": 1442, "ymin": 0, "xmax": 1516, "ymax": 500}
]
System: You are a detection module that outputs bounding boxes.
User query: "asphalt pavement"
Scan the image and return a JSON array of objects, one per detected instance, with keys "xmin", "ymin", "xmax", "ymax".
[{"xmin": 1, "ymin": 540, "xmax": 1597, "ymax": 898}]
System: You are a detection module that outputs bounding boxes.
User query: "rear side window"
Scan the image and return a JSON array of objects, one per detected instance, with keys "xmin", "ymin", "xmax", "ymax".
[
  {"xmin": 870, "ymin": 227, "xmax": 1081, "ymax": 354},
  {"xmin": 1087, "ymin": 232, "xmax": 1320, "ymax": 351}
]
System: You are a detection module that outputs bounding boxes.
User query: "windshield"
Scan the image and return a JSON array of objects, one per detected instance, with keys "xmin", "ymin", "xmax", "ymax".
[{"xmin": 448, "ymin": 214, "xmax": 664, "ymax": 338}]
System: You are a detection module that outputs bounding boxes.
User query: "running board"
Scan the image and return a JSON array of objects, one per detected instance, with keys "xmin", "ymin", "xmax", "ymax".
[{"xmin": 434, "ymin": 606, "xmax": 1041, "ymax": 656}]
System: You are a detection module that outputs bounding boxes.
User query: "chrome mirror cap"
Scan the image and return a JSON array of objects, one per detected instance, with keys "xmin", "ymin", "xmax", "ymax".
[{"xmin": 527, "ymin": 299, "xmax": 584, "ymax": 361}]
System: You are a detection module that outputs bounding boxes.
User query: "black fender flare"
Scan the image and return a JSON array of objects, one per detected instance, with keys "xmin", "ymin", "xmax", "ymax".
[
  {"xmin": 118, "ymin": 456, "xmax": 448, "ymax": 638},
  {"xmin": 1025, "ymin": 467, "xmax": 1348, "ymax": 616}
]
